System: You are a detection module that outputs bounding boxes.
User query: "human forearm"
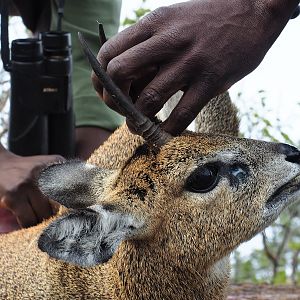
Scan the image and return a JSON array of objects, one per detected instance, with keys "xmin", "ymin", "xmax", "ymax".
[{"xmin": 0, "ymin": 147, "xmax": 63, "ymax": 228}]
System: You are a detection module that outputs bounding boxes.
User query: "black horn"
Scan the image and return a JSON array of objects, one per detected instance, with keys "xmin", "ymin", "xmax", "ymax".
[
  {"xmin": 97, "ymin": 22, "xmax": 107, "ymax": 46},
  {"xmin": 78, "ymin": 31, "xmax": 172, "ymax": 148}
]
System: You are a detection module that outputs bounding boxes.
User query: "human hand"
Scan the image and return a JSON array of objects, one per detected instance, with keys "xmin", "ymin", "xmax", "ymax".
[
  {"xmin": 0, "ymin": 147, "xmax": 64, "ymax": 228},
  {"xmin": 92, "ymin": 0, "xmax": 299, "ymax": 135}
]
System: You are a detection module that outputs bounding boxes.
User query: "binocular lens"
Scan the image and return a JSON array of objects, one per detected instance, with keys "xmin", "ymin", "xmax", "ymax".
[
  {"xmin": 11, "ymin": 39, "xmax": 43, "ymax": 62},
  {"xmin": 41, "ymin": 31, "xmax": 71, "ymax": 57}
]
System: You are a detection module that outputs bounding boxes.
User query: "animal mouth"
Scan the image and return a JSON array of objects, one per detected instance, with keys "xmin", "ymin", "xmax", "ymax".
[{"xmin": 266, "ymin": 174, "xmax": 300, "ymax": 209}]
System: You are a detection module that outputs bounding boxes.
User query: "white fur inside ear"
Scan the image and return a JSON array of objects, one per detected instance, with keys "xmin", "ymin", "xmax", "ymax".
[
  {"xmin": 90, "ymin": 205, "xmax": 143, "ymax": 238},
  {"xmin": 85, "ymin": 163, "xmax": 97, "ymax": 170},
  {"xmin": 38, "ymin": 206, "xmax": 144, "ymax": 267}
]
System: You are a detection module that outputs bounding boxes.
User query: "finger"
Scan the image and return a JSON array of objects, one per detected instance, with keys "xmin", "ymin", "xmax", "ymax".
[
  {"xmin": 101, "ymin": 65, "xmax": 159, "ymax": 114},
  {"xmin": 162, "ymin": 82, "xmax": 217, "ymax": 135},
  {"xmin": 105, "ymin": 35, "xmax": 180, "ymax": 83},
  {"xmin": 94, "ymin": 30, "xmax": 178, "ymax": 101},
  {"xmin": 29, "ymin": 154, "xmax": 64, "ymax": 169},
  {"xmin": 134, "ymin": 66, "xmax": 186, "ymax": 118},
  {"xmin": 1, "ymin": 194, "xmax": 38, "ymax": 228},
  {"xmin": 129, "ymin": 68, "xmax": 158, "ymax": 102},
  {"xmin": 33, "ymin": 154, "xmax": 65, "ymax": 165},
  {"xmin": 98, "ymin": 22, "xmax": 152, "ymax": 69},
  {"xmin": 93, "ymin": 35, "xmax": 168, "ymax": 106},
  {"xmin": 28, "ymin": 187, "xmax": 53, "ymax": 223}
]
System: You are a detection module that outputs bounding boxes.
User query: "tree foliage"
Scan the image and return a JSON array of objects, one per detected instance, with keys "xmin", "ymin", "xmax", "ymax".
[{"xmin": 122, "ymin": 0, "xmax": 151, "ymax": 27}]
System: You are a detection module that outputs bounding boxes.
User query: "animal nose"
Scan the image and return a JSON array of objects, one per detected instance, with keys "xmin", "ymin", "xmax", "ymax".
[{"xmin": 277, "ymin": 143, "xmax": 300, "ymax": 164}]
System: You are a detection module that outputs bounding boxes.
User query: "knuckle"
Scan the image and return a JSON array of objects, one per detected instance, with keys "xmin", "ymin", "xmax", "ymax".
[
  {"xmin": 162, "ymin": 29, "xmax": 181, "ymax": 48},
  {"xmin": 142, "ymin": 6, "xmax": 170, "ymax": 28},
  {"xmin": 99, "ymin": 42, "xmax": 119, "ymax": 63},
  {"xmin": 152, "ymin": 6, "xmax": 171, "ymax": 20},
  {"xmin": 200, "ymin": 70, "xmax": 220, "ymax": 85},
  {"xmin": 107, "ymin": 58, "xmax": 126, "ymax": 80},
  {"xmin": 176, "ymin": 106, "xmax": 196, "ymax": 123},
  {"xmin": 140, "ymin": 88, "xmax": 164, "ymax": 113},
  {"xmin": 98, "ymin": 47, "xmax": 109, "ymax": 65},
  {"xmin": 134, "ymin": 19, "xmax": 151, "ymax": 38}
]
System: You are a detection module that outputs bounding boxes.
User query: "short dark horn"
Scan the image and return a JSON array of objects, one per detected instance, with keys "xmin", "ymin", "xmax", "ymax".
[
  {"xmin": 97, "ymin": 22, "xmax": 107, "ymax": 46},
  {"xmin": 78, "ymin": 31, "xmax": 172, "ymax": 148}
]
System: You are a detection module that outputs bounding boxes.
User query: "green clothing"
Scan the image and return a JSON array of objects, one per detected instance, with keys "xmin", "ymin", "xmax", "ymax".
[{"xmin": 51, "ymin": 0, "xmax": 124, "ymax": 130}]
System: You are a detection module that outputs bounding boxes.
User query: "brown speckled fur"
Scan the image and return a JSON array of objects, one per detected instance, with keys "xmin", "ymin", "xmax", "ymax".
[
  {"xmin": 195, "ymin": 92, "xmax": 239, "ymax": 136},
  {"xmin": 0, "ymin": 93, "xmax": 299, "ymax": 300}
]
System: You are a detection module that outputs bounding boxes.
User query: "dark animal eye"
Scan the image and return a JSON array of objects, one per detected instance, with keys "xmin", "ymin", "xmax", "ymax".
[{"xmin": 185, "ymin": 165, "xmax": 219, "ymax": 193}]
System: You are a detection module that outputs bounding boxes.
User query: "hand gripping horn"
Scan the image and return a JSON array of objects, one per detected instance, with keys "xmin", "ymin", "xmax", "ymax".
[{"xmin": 78, "ymin": 30, "xmax": 172, "ymax": 148}]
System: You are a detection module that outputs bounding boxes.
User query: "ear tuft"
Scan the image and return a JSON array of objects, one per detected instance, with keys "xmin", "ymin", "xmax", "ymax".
[{"xmin": 38, "ymin": 208, "xmax": 136, "ymax": 267}]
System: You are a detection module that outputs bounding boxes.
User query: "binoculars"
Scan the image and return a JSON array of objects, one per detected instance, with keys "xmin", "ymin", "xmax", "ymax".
[
  {"xmin": 8, "ymin": 32, "xmax": 74, "ymax": 157},
  {"xmin": 1, "ymin": 0, "xmax": 74, "ymax": 157}
]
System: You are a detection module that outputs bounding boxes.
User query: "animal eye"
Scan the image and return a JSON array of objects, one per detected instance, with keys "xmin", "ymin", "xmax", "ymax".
[{"xmin": 185, "ymin": 165, "xmax": 219, "ymax": 193}]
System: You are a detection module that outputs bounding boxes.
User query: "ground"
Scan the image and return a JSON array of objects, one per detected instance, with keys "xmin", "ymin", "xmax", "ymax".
[{"xmin": 228, "ymin": 284, "xmax": 300, "ymax": 299}]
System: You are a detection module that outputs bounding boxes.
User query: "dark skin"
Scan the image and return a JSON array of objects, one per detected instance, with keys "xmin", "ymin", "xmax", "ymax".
[
  {"xmin": 0, "ymin": 127, "xmax": 110, "ymax": 229},
  {"xmin": 76, "ymin": 127, "xmax": 111, "ymax": 161},
  {"xmin": 92, "ymin": 0, "xmax": 299, "ymax": 136},
  {"xmin": 0, "ymin": 144, "xmax": 63, "ymax": 228}
]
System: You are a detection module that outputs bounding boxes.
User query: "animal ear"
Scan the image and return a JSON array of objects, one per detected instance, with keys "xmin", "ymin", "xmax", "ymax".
[
  {"xmin": 38, "ymin": 207, "xmax": 138, "ymax": 267},
  {"xmin": 38, "ymin": 160, "xmax": 113, "ymax": 209}
]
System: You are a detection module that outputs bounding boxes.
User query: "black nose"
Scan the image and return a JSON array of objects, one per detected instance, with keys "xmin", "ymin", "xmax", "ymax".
[{"xmin": 277, "ymin": 143, "xmax": 300, "ymax": 164}]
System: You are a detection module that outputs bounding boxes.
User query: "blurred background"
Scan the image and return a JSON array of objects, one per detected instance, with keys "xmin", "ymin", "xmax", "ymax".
[{"xmin": 1, "ymin": 0, "xmax": 300, "ymax": 286}]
